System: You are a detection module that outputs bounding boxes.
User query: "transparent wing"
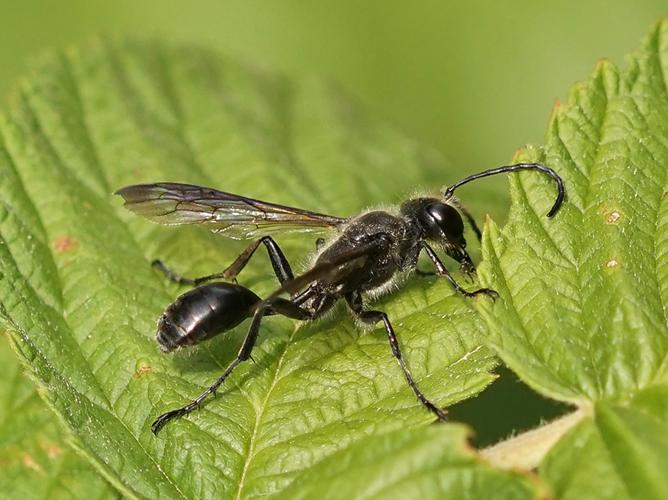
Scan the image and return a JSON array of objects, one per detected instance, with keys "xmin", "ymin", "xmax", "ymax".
[{"xmin": 115, "ymin": 182, "xmax": 346, "ymax": 239}]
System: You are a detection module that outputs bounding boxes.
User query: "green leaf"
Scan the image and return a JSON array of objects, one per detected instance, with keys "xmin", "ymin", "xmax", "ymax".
[
  {"xmin": 0, "ymin": 335, "xmax": 119, "ymax": 499},
  {"xmin": 0, "ymin": 39, "xmax": 511, "ymax": 498},
  {"xmin": 479, "ymin": 21, "xmax": 668, "ymax": 404},
  {"xmin": 478, "ymin": 20, "xmax": 668, "ymax": 498},
  {"xmin": 540, "ymin": 388, "xmax": 668, "ymax": 500},
  {"xmin": 276, "ymin": 425, "xmax": 541, "ymax": 500},
  {"xmin": 538, "ymin": 418, "xmax": 631, "ymax": 500}
]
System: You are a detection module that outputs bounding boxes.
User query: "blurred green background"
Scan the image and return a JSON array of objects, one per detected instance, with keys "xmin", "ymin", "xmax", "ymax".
[
  {"xmin": 1, "ymin": 0, "xmax": 665, "ymax": 444},
  {"xmin": 1, "ymin": 0, "xmax": 666, "ymax": 171}
]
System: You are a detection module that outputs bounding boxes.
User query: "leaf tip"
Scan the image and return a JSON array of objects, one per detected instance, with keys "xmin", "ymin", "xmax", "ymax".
[
  {"xmin": 478, "ymin": 215, "xmax": 503, "ymax": 275},
  {"xmin": 547, "ymin": 99, "xmax": 562, "ymax": 130},
  {"xmin": 653, "ymin": 17, "xmax": 668, "ymax": 37},
  {"xmin": 482, "ymin": 215, "xmax": 500, "ymax": 246},
  {"xmin": 595, "ymin": 57, "xmax": 611, "ymax": 69},
  {"xmin": 513, "ymin": 146, "xmax": 527, "ymax": 161}
]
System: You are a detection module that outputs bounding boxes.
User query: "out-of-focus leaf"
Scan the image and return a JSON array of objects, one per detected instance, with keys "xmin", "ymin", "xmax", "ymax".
[{"xmin": 0, "ymin": 336, "xmax": 119, "ymax": 499}]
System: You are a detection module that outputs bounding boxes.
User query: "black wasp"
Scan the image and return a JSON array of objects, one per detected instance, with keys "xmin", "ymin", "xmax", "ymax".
[{"xmin": 116, "ymin": 163, "xmax": 564, "ymax": 435}]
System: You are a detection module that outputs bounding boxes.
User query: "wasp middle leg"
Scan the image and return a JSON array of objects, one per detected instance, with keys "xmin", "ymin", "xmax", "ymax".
[
  {"xmin": 345, "ymin": 290, "xmax": 448, "ymax": 421},
  {"xmin": 152, "ymin": 236, "xmax": 295, "ymax": 287}
]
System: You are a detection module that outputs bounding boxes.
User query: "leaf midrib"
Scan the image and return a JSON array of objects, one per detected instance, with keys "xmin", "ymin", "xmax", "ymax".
[
  {"xmin": 230, "ymin": 290, "xmax": 489, "ymax": 497},
  {"xmin": 233, "ymin": 323, "xmax": 299, "ymax": 500}
]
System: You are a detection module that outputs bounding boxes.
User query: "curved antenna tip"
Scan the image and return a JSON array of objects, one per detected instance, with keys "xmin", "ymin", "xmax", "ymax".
[{"xmin": 443, "ymin": 163, "xmax": 566, "ymax": 219}]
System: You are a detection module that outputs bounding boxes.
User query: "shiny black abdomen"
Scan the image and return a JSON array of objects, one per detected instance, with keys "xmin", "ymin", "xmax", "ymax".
[{"xmin": 157, "ymin": 282, "xmax": 261, "ymax": 352}]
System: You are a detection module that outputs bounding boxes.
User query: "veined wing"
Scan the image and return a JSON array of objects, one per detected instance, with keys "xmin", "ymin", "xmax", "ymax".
[{"xmin": 115, "ymin": 182, "xmax": 347, "ymax": 239}]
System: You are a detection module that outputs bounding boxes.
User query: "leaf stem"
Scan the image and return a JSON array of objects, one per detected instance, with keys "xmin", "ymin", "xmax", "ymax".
[{"xmin": 480, "ymin": 408, "xmax": 587, "ymax": 470}]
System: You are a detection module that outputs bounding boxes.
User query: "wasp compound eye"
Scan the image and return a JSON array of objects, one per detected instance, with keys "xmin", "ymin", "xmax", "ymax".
[{"xmin": 427, "ymin": 203, "xmax": 464, "ymax": 241}]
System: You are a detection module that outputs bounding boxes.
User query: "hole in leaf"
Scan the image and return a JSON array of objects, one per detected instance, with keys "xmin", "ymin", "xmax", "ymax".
[
  {"xmin": 448, "ymin": 365, "xmax": 571, "ymax": 447},
  {"xmin": 606, "ymin": 210, "xmax": 622, "ymax": 224}
]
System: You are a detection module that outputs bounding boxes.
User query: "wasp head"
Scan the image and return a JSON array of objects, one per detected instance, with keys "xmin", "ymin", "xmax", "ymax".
[{"xmin": 401, "ymin": 198, "xmax": 475, "ymax": 276}]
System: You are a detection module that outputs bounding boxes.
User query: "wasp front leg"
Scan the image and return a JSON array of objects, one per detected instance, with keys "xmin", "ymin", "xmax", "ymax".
[{"xmin": 421, "ymin": 243, "xmax": 497, "ymax": 299}]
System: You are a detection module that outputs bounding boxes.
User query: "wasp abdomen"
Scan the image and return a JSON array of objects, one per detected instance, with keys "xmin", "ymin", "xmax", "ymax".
[{"xmin": 157, "ymin": 283, "xmax": 261, "ymax": 352}]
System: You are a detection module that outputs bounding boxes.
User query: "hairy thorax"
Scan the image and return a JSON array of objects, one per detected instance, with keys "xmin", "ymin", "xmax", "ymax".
[{"xmin": 314, "ymin": 210, "xmax": 418, "ymax": 296}]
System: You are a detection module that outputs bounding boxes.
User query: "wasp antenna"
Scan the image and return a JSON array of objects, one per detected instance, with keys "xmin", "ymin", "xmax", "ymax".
[{"xmin": 443, "ymin": 163, "xmax": 565, "ymax": 218}]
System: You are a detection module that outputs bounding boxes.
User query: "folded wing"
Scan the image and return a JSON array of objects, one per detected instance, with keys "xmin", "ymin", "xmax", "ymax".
[{"xmin": 116, "ymin": 182, "xmax": 346, "ymax": 240}]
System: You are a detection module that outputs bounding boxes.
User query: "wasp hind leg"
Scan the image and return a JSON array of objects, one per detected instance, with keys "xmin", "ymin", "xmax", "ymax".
[
  {"xmin": 151, "ymin": 259, "xmax": 197, "ymax": 285},
  {"xmin": 151, "ymin": 296, "xmax": 313, "ymax": 435}
]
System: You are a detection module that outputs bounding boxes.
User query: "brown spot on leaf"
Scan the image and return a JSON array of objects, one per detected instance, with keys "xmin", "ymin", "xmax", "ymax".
[
  {"xmin": 40, "ymin": 441, "xmax": 62, "ymax": 459},
  {"xmin": 134, "ymin": 365, "xmax": 153, "ymax": 379},
  {"xmin": 22, "ymin": 453, "xmax": 43, "ymax": 473},
  {"xmin": 53, "ymin": 235, "xmax": 78, "ymax": 253}
]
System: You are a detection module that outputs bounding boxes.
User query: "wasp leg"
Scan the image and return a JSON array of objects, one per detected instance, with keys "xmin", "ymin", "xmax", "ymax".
[
  {"xmin": 421, "ymin": 244, "xmax": 498, "ymax": 299},
  {"xmin": 221, "ymin": 236, "xmax": 294, "ymax": 285},
  {"xmin": 151, "ymin": 259, "xmax": 197, "ymax": 285},
  {"xmin": 345, "ymin": 291, "xmax": 448, "ymax": 422},
  {"xmin": 151, "ymin": 296, "xmax": 318, "ymax": 435},
  {"xmin": 152, "ymin": 236, "xmax": 294, "ymax": 287}
]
